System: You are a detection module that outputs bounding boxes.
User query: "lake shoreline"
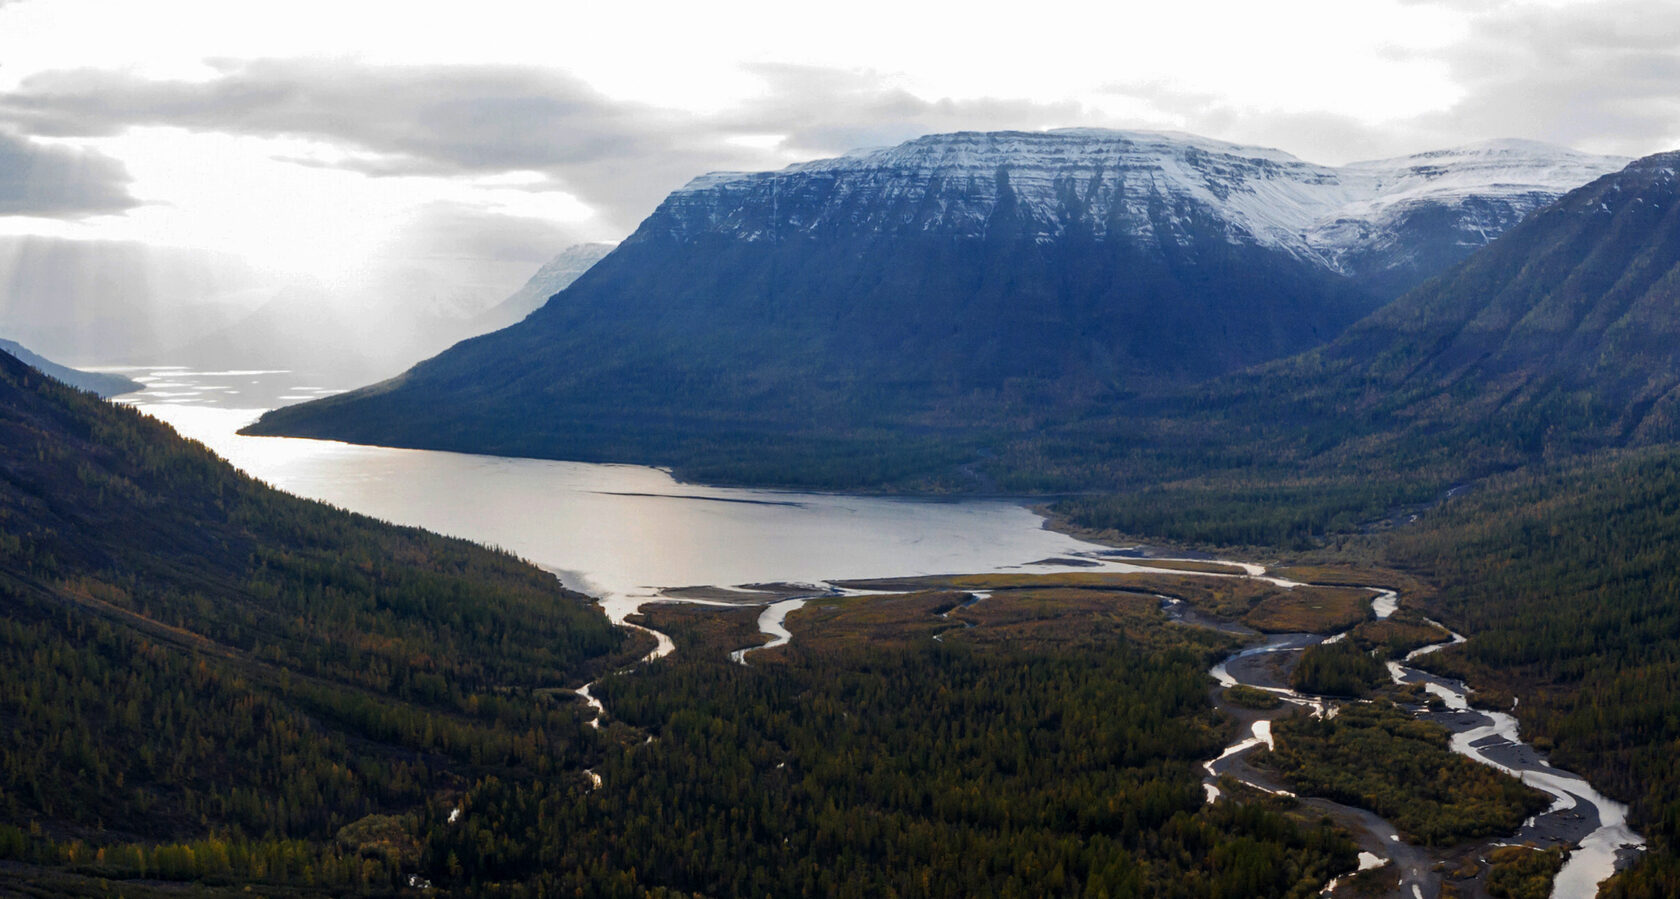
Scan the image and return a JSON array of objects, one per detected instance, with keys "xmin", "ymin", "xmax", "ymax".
[{"xmin": 117, "ymin": 371, "xmax": 1643, "ymax": 896}]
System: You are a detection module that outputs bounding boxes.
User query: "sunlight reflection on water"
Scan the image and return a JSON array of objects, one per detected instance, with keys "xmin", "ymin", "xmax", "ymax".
[{"xmin": 117, "ymin": 368, "xmax": 1116, "ymax": 607}]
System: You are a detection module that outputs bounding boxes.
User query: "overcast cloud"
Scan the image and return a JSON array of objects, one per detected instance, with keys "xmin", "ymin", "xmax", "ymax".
[
  {"xmin": 716, "ymin": 64, "xmax": 1091, "ymax": 160},
  {"xmin": 0, "ymin": 129, "xmax": 134, "ymax": 217},
  {"xmin": 2, "ymin": 0, "xmax": 1678, "ymax": 370},
  {"xmin": 4, "ymin": 1, "xmax": 1679, "ymax": 234},
  {"xmin": 0, "ymin": 59, "xmax": 1097, "ymax": 231},
  {"xmin": 0, "ymin": 60, "xmax": 700, "ymax": 228},
  {"xmin": 1414, "ymin": 1, "xmax": 1680, "ymax": 154}
]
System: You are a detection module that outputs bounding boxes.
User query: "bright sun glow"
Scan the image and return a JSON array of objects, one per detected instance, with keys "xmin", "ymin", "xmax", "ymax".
[
  {"xmin": 44, "ymin": 129, "xmax": 595, "ymax": 297},
  {"xmin": 100, "ymin": 131, "xmax": 400, "ymax": 283},
  {"xmin": 0, "ymin": 0, "xmax": 1669, "ymax": 342}
]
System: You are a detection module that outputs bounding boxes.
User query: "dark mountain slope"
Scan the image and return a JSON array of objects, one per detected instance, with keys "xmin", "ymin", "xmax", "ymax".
[
  {"xmin": 1049, "ymin": 150, "xmax": 1680, "ymax": 546},
  {"xmin": 1269, "ymin": 150, "xmax": 1680, "ymax": 459},
  {"xmin": 250, "ymin": 220, "xmax": 1370, "ymax": 484},
  {"xmin": 247, "ymin": 131, "xmax": 1616, "ymax": 488},
  {"xmin": 0, "ymin": 349, "xmax": 632, "ymax": 890},
  {"xmin": 0, "ymin": 337, "xmax": 139, "ymax": 396}
]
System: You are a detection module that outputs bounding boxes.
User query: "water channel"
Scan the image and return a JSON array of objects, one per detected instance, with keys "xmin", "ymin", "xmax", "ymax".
[
  {"xmin": 115, "ymin": 366, "xmax": 1643, "ymax": 898},
  {"xmin": 1195, "ymin": 571, "xmax": 1643, "ymax": 898}
]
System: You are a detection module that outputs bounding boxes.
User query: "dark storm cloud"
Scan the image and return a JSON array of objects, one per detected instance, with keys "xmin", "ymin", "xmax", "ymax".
[{"xmin": 0, "ymin": 129, "xmax": 136, "ymax": 217}]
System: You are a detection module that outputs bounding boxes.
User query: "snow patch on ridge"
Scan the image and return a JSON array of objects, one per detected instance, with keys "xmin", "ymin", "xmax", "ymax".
[{"xmin": 666, "ymin": 129, "xmax": 1627, "ymax": 276}]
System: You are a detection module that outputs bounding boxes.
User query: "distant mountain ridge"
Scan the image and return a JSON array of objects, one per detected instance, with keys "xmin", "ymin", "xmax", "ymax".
[
  {"xmin": 0, "ymin": 338, "xmax": 141, "ymax": 397},
  {"xmin": 247, "ymin": 129, "xmax": 1626, "ymax": 487},
  {"xmin": 1279, "ymin": 149, "xmax": 1680, "ymax": 454},
  {"xmin": 470, "ymin": 242, "xmax": 617, "ymax": 335}
]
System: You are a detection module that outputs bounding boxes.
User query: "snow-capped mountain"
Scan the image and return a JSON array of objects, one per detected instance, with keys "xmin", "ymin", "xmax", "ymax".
[
  {"xmin": 248, "ymin": 129, "xmax": 1631, "ymax": 485},
  {"xmin": 661, "ymin": 129, "xmax": 1623, "ymax": 295},
  {"xmin": 1311, "ymin": 149, "xmax": 1680, "ymax": 446},
  {"xmin": 668, "ymin": 129, "xmax": 1342, "ymax": 247},
  {"xmin": 1313, "ymin": 139, "xmax": 1628, "ymax": 294}
]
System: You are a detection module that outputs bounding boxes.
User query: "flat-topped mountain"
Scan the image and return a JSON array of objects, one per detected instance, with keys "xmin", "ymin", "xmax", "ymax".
[
  {"xmin": 669, "ymin": 131, "xmax": 1617, "ymax": 293},
  {"xmin": 247, "ymin": 129, "xmax": 1623, "ymax": 486}
]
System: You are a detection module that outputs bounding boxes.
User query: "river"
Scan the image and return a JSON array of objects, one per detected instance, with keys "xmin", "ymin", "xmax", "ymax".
[
  {"xmin": 1196, "ymin": 573, "xmax": 1644, "ymax": 898},
  {"xmin": 114, "ymin": 366, "xmax": 1642, "ymax": 897}
]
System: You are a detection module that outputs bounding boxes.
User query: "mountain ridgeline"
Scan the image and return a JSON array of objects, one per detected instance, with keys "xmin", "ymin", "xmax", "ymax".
[
  {"xmin": 468, "ymin": 241, "xmax": 617, "ymax": 336},
  {"xmin": 246, "ymin": 130, "xmax": 1622, "ymax": 487},
  {"xmin": 1150, "ymin": 150, "xmax": 1680, "ymax": 482},
  {"xmin": 0, "ymin": 338, "xmax": 140, "ymax": 397},
  {"xmin": 1309, "ymin": 150, "xmax": 1680, "ymax": 448}
]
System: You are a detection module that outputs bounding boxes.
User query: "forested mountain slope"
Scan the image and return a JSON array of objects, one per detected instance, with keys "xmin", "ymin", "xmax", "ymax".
[
  {"xmin": 1286, "ymin": 149, "xmax": 1680, "ymax": 455},
  {"xmin": 0, "ymin": 337, "xmax": 139, "ymax": 397},
  {"xmin": 1050, "ymin": 150, "xmax": 1680, "ymax": 542},
  {"xmin": 0, "ymin": 349, "xmax": 632, "ymax": 892},
  {"xmin": 1379, "ymin": 446, "xmax": 1680, "ymax": 898}
]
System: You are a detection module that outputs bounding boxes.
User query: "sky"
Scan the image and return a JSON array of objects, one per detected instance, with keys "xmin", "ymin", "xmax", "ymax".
[{"xmin": 1, "ymin": 0, "xmax": 1678, "ymax": 367}]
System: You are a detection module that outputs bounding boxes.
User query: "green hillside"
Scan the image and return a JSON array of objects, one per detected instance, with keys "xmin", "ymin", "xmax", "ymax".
[{"xmin": 0, "ymin": 349, "xmax": 634, "ymax": 893}]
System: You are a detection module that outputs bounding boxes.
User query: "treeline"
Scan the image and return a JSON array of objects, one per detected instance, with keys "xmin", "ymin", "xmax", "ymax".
[
  {"xmin": 0, "ymin": 826, "xmax": 409, "ymax": 892},
  {"xmin": 1054, "ymin": 475, "xmax": 1437, "ymax": 549}
]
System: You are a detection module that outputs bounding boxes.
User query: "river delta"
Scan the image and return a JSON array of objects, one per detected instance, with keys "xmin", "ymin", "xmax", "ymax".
[{"xmin": 118, "ymin": 367, "xmax": 1645, "ymax": 898}]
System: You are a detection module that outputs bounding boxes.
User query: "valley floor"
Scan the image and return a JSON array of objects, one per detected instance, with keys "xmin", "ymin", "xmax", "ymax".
[{"xmin": 584, "ymin": 550, "xmax": 1638, "ymax": 899}]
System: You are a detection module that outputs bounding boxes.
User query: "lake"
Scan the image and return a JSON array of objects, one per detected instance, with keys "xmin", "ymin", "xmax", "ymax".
[
  {"xmin": 110, "ymin": 366, "xmax": 1643, "ymax": 896},
  {"xmin": 115, "ymin": 366, "xmax": 1119, "ymax": 618}
]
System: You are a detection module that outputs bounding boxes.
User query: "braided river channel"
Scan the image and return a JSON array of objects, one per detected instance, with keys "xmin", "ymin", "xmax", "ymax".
[{"xmin": 119, "ymin": 367, "xmax": 1642, "ymax": 898}]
